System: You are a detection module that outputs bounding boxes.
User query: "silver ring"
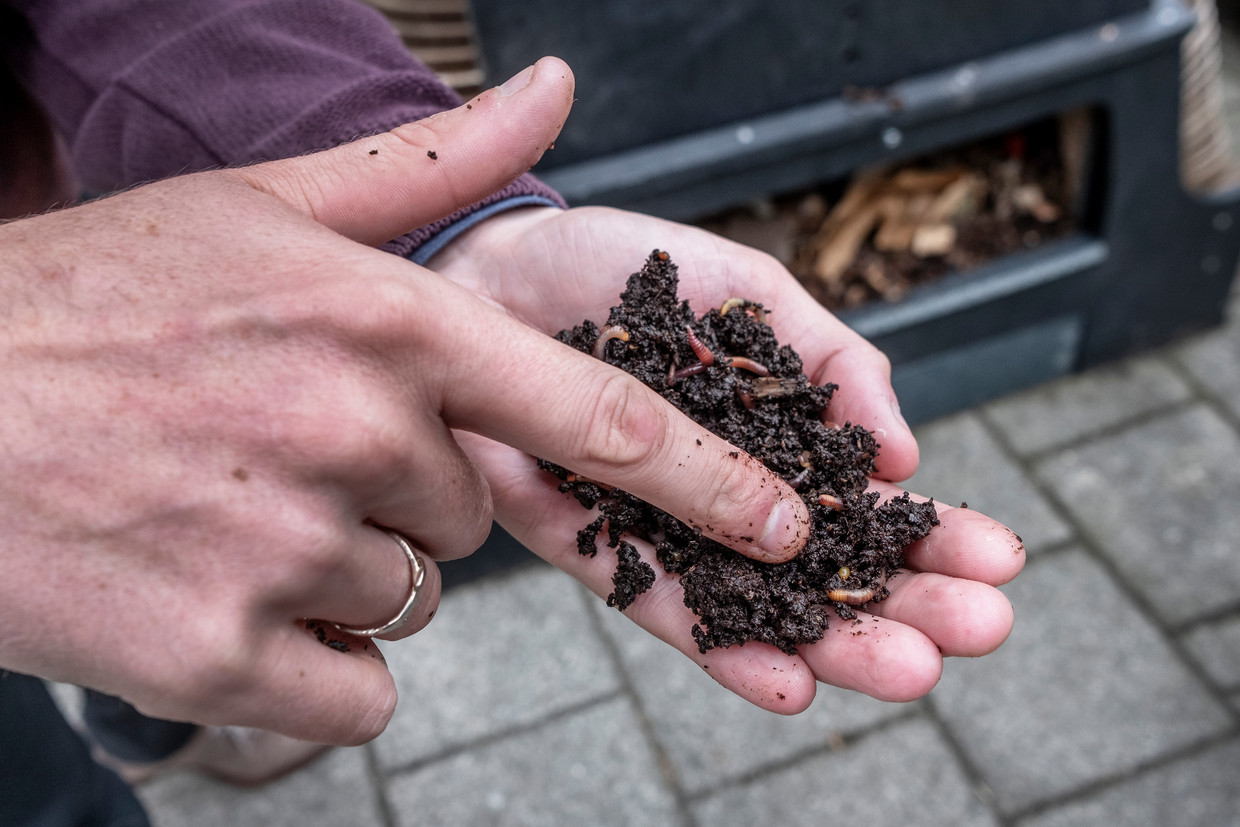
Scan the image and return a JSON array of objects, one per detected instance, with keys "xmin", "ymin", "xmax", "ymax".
[{"xmin": 332, "ymin": 527, "xmax": 426, "ymax": 637}]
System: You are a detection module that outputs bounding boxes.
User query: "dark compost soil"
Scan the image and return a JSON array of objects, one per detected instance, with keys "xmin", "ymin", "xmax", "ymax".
[{"xmin": 541, "ymin": 251, "xmax": 940, "ymax": 655}]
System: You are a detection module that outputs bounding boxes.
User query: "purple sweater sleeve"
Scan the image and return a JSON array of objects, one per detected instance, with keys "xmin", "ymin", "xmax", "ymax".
[{"xmin": 0, "ymin": 0, "xmax": 564, "ymax": 256}]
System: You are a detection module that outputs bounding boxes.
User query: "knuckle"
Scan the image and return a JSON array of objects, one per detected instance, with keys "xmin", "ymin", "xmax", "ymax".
[
  {"xmin": 440, "ymin": 452, "xmax": 494, "ymax": 552},
  {"xmin": 273, "ymin": 513, "xmax": 348, "ymax": 585},
  {"xmin": 626, "ymin": 566, "xmax": 680, "ymax": 618},
  {"xmin": 700, "ymin": 454, "xmax": 762, "ymax": 527},
  {"xmin": 168, "ymin": 619, "xmax": 259, "ymax": 708},
  {"xmin": 576, "ymin": 374, "xmax": 669, "ymax": 471},
  {"xmin": 458, "ymin": 491, "xmax": 494, "ymax": 556},
  {"xmin": 867, "ymin": 347, "xmax": 894, "ymax": 381},
  {"xmin": 230, "ymin": 160, "xmax": 330, "ymax": 224},
  {"xmin": 284, "ymin": 390, "xmax": 412, "ymax": 480},
  {"xmin": 846, "ymin": 340, "xmax": 893, "ymax": 382},
  {"xmin": 263, "ymin": 263, "xmax": 427, "ymax": 350},
  {"xmin": 388, "ymin": 117, "xmax": 445, "ymax": 153},
  {"xmin": 332, "ymin": 416, "xmax": 407, "ymax": 477},
  {"xmin": 345, "ymin": 274, "xmax": 427, "ymax": 338}
]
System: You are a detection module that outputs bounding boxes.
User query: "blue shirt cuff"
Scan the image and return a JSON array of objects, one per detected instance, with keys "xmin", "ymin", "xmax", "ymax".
[{"xmin": 407, "ymin": 195, "xmax": 563, "ymax": 266}]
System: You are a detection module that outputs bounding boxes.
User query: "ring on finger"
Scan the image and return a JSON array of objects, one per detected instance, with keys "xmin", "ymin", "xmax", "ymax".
[{"xmin": 332, "ymin": 527, "xmax": 426, "ymax": 637}]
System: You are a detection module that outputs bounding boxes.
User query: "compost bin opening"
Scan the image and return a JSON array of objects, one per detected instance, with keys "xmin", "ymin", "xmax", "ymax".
[{"xmin": 697, "ymin": 111, "xmax": 1096, "ymax": 313}]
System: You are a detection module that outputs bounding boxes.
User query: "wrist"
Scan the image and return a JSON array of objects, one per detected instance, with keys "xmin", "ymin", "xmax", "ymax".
[{"xmin": 422, "ymin": 204, "xmax": 563, "ymax": 269}]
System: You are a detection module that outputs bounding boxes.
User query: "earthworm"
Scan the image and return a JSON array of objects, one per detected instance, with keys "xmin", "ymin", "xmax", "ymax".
[
  {"xmin": 724, "ymin": 356, "xmax": 771, "ymax": 377},
  {"xmin": 667, "ymin": 335, "xmax": 771, "ymax": 384},
  {"xmin": 720, "ymin": 297, "xmax": 769, "ymax": 325},
  {"xmin": 826, "ymin": 570, "xmax": 888, "ymax": 606},
  {"xmin": 668, "ymin": 362, "xmax": 710, "ymax": 384},
  {"xmin": 685, "ymin": 327, "xmax": 715, "ymax": 366},
  {"xmin": 788, "ymin": 467, "xmax": 812, "ymax": 489},
  {"xmin": 593, "ymin": 325, "xmax": 630, "ymax": 360}
]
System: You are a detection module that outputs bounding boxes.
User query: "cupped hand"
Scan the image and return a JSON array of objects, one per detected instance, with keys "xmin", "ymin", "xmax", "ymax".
[
  {"xmin": 1, "ymin": 56, "xmax": 815, "ymax": 743},
  {"xmin": 431, "ymin": 195, "xmax": 1024, "ymax": 706},
  {"xmin": 459, "ymin": 431, "xmax": 1024, "ymax": 708},
  {"xmin": 431, "ymin": 205, "xmax": 918, "ymax": 480}
]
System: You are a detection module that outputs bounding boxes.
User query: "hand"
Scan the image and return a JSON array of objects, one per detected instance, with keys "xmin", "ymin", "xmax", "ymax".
[
  {"xmin": 434, "ymin": 207, "xmax": 1024, "ymax": 707},
  {"xmin": 432, "ymin": 205, "xmax": 918, "ymax": 479},
  {"xmin": 1, "ymin": 57, "xmax": 814, "ymax": 742}
]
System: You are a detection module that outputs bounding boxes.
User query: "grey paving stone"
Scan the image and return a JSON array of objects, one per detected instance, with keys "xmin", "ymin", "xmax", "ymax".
[
  {"xmin": 906, "ymin": 411, "xmax": 1072, "ymax": 552},
  {"xmin": 383, "ymin": 698, "xmax": 679, "ymax": 827},
  {"xmin": 1032, "ymin": 405, "xmax": 1240, "ymax": 625},
  {"xmin": 980, "ymin": 357, "xmax": 1194, "ymax": 456},
  {"xmin": 372, "ymin": 566, "xmax": 620, "ymax": 770},
  {"xmin": 137, "ymin": 746, "xmax": 381, "ymax": 827},
  {"xmin": 1174, "ymin": 300, "xmax": 1240, "ymax": 422},
  {"xmin": 590, "ymin": 596, "xmax": 902, "ymax": 795},
  {"xmin": 690, "ymin": 717, "xmax": 996, "ymax": 827},
  {"xmin": 1017, "ymin": 737, "xmax": 1240, "ymax": 827},
  {"xmin": 1182, "ymin": 613, "xmax": 1240, "ymax": 691},
  {"xmin": 931, "ymin": 549, "xmax": 1231, "ymax": 815}
]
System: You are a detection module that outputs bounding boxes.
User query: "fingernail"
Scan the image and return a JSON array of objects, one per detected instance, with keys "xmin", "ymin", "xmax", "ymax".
[
  {"xmin": 757, "ymin": 498, "xmax": 806, "ymax": 561},
  {"xmin": 498, "ymin": 64, "xmax": 535, "ymax": 97}
]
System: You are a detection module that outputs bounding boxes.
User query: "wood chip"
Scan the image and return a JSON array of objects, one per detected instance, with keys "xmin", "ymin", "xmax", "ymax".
[
  {"xmin": 889, "ymin": 166, "xmax": 969, "ymax": 193},
  {"xmin": 911, "ymin": 223, "xmax": 957, "ymax": 257},
  {"xmin": 813, "ymin": 197, "xmax": 887, "ymax": 283},
  {"xmin": 1012, "ymin": 183, "xmax": 1061, "ymax": 223},
  {"xmin": 923, "ymin": 172, "xmax": 985, "ymax": 223}
]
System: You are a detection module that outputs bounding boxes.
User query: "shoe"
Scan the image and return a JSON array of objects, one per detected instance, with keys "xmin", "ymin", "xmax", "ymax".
[{"xmin": 94, "ymin": 726, "xmax": 332, "ymax": 787}]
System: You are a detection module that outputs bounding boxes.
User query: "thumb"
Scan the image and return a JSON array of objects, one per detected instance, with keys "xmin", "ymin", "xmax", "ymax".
[{"xmin": 233, "ymin": 56, "xmax": 575, "ymax": 246}]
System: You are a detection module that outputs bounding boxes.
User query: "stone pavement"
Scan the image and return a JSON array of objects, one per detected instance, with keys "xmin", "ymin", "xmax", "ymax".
[{"xmin": 130, "ymin": 22, "xmax": 1240, "ymax": 827}]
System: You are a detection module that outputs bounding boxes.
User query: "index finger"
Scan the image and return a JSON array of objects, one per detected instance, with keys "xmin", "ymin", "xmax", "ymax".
[
  {"xmin": 433, "ymin": 284, "xmax": 810, "ymax": 563},
  {"xmin": 741, "ymin": 276, "xmax": 918, "ymax": 482}
]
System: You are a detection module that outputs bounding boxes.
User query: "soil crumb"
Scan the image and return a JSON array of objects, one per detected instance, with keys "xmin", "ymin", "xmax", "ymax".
[{"xmin": 542, "ymin": 250, "xmax": 939, "ymax": 654}]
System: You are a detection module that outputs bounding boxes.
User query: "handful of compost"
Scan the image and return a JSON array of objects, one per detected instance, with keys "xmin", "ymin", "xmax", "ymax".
[{"xmin": 541, "ymin": 250, "xmax": 939, "ymax": 655}]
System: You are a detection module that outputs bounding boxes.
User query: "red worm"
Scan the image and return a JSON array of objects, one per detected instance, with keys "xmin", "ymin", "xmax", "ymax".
[
  {"xmin": 725, "ymin": 356, "xmax": 771, "ymax": 377},
  {"xmin": 685, "ymin": 327, "xmax": 715, "ymax": 366},
  {"xmin": 669, "ymin": 362, "xmax": 709, "ymax": 384}
]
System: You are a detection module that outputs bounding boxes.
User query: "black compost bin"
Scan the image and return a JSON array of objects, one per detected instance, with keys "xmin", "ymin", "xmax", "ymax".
[
  {"xmin": 473, "ymin": 0, "xmax": 1148, "ymax": 170},
  {"xmin": 450, "ymin": 0, "xmax": 1240, "ymax": 586},
  {"xmin": 471, "ymin": 0, "xmax": 1240, "ymax": 423}
]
